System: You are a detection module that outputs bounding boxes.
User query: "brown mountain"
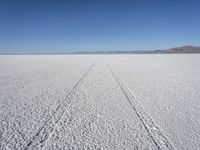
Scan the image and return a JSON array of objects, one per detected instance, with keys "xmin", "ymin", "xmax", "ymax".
[{"xmin": 162, "ymin": 45, "xmax": 200, "ymax": 53}]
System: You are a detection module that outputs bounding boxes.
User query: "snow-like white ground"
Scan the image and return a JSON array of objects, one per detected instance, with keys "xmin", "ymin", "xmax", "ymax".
[
  {"xmin": 0, "ymin": 54, "xmax": 200, "ymax": 149},
  {"xmin": 0, "ymin": 55, "xmax": 96, "ymax": 149},
  {"xmin": 106, "ymin": 54, "xmax": 200, "ymax": 150}
]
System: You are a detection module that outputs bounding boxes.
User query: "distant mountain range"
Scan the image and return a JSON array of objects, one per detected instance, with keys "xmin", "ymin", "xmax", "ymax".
[
  {"xmin": 1, "ymin": 45, "xmax": 200, "ymax": 55},
  {"xmin": 156, "ymin": 45, "xmax": 200, "ymax": 54},
  {"xmin": 71, "ymin": 45, "xmax": 200, "ymax": 54}
]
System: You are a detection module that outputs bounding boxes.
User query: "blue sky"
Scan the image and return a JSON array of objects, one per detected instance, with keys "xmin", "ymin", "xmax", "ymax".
[{"xmin": 0, "ymin": 0, "xmax": 200, "ymax": 53}]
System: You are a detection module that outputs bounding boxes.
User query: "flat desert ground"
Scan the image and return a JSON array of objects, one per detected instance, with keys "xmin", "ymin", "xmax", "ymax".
[{"xmin": 0, "ymin": 54, "xmax": 200, "ymax": 150}]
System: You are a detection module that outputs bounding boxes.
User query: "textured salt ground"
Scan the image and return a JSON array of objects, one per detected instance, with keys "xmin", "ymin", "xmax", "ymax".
[
  {"xmin": 0, "ymin": 55, "xmax": 96, "ymax": 149},
  {"xmin": 106, "ymin": 54, "xmax": 200, "ymax": 150},
  {"xmin": 1, "ymin": 55, "xmax": 199, "ymax": 150},
  {"xmin": 42, "ymin": 61, "xmax": 157, "ymax": 150}
]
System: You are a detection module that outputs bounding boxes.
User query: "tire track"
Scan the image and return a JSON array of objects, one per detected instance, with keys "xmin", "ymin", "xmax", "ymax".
[
  {"xmin": 44, "ymin": 60, "xmax": 157, "ymax": 149},
  {"xmin": 20, "ymin": 60, "xmax": 96, "ymax": 150},
  {"xmin": 105, "ymin": 61, "xmax": 176, "ymax": 150}
]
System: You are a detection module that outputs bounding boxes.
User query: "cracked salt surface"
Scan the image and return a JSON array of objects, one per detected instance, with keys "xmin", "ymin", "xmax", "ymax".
[
  {"xmin": 1, "ymin": 54, "xmax": 200, "ymax": 149},
  {"xmin": 43, "ymin": 61, "xmax": 157, "ymax": 150},
  {"xmin": 106, "ymin": 54, "xmax": 200, "ymax": 150}
]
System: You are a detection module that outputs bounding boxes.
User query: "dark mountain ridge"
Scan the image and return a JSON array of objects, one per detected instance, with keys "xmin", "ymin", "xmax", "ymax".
[{"xmin": 72, "ymin": 45, "xmax": 200, "ymax": 54}]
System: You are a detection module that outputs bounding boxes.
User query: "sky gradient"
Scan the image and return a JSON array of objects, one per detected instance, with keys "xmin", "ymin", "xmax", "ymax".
[{"xmin": 0, "ymin": 0, "xmax": 200, "ymax": 53}]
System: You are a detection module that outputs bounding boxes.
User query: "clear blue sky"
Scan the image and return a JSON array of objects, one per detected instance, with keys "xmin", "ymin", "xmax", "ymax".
[{"xmin": 0, "ymin": 0, "xmax": 200, "ymax": 53}]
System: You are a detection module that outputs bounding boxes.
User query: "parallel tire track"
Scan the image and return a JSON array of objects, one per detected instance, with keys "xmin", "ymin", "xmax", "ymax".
[
  {"xmin": 20, "ymin": 60, "xmax": 96, "ymax": 150},
  {"xmin": 106, "ymin": 61, "xmax": 176, "ymax": 150}
]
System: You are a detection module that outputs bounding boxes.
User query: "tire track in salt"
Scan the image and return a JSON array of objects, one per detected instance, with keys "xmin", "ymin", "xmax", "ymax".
[
  {"xmin": 21, "ymin": 60, "xmax": 96, "ymax": 150},
  {"xmin": 105, "ymin": 61, "xmax": 176, "ymax": 150}
]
